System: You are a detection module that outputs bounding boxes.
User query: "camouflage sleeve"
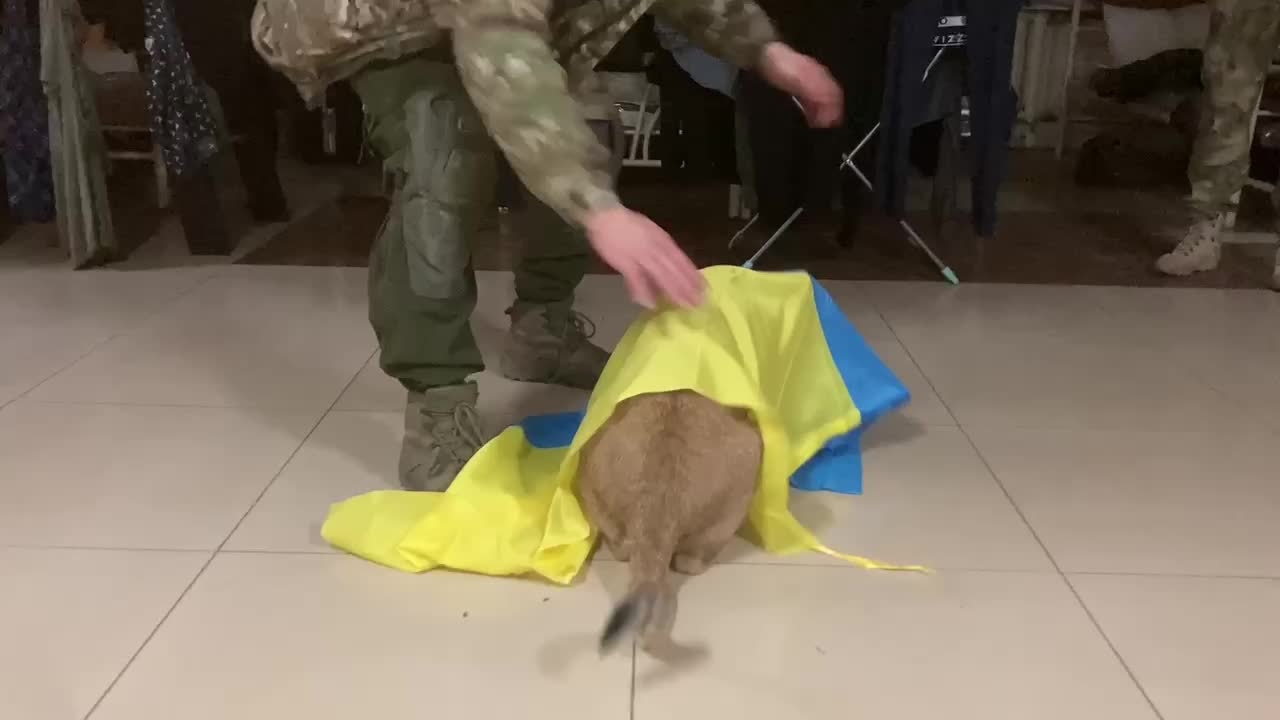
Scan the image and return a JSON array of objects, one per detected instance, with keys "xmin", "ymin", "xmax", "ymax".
[
  {"xmin": 449, "ymin": 0, "xmax": 619, "ymax": 227},
  {"xmin": 651, "ymin": 0, "xmax": 778, "ymax": 69}
]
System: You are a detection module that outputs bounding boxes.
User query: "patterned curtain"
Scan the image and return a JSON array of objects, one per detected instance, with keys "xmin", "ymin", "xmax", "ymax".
[
  {"xmin": 142, "ymin": 0, "xmax": 218, "ymax": 177},
  {"xmin": 0, "ymin": 0, "xmax": 55, "ymax": 222}
]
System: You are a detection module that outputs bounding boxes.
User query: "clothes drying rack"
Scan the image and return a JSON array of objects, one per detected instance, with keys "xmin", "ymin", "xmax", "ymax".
[{"xmin": 736, "ymin": 14, "xmax": 967, "ymax": 285}]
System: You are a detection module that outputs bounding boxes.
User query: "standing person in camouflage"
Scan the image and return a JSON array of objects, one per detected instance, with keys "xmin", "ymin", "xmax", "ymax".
[
  {"xmin": 252, "ymin": 0, "xmax": 844, "ymax": 491},
  {"xmin": 1156, "ymin": 0, "xmax": 1280, "ymax": 290}
]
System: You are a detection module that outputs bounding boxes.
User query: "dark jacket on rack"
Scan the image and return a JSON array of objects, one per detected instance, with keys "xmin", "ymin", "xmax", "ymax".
[
  {"xmin": 739, "ymin": 0, "xmax": 850, "ymax": 226},
  {"xmin": 876, "ymin": 0, "xmax": 1024, "ymax": 238}
]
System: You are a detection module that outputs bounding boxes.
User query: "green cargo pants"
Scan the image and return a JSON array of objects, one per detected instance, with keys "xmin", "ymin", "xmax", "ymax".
[
  {"xmin": 352, "ymin": 57, "xmax": 613, "ymax": 392},
  {"xmin": 1187, "ymin": 0, "xmax": 1280, "ymax": 220}
]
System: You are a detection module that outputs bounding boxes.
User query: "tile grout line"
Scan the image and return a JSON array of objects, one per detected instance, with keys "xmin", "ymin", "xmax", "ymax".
[
  {"xmin": 629, "ymin": 641, "xmax": 638, "ymax": 720},
  {"xmin": 19, "ymin": 397, "xmax": 376, "ymax": 411},
  {"xmin": 80, "ymin": 346, "xmax": 376, "ymax": 720},
  {"xmin": 1, "ymin": 271, "xmax": 223, "ymax": 415},
  {"xmin": 8, "ymin": 540, "xmax": 1276, "ymax": 580},
  {"xmin": 881, "ymin": 305, "xmax": 1169, "ymax": 720},
  {"xmin": 1086, "ymin": 289, "xmax": 1280, "ymax": 435},
  {"xmin": 209, "ymin": 346, "xmax": 377, "ymax": 553},
  {"xmin": 960, "ymin": 425, "xmax": 1168, "ymax": 720},
  {"xmin": 80, "ymin": 552, "xmax": 219, "ymax": 720}
]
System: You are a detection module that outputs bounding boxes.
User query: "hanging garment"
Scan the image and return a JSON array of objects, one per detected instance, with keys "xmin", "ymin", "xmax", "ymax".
[
  {"xmin": 0, "ymin": 161, "xmax": 10, "ymax": 236},
  {"xmin": 172, "ymin": 0, "xmax": 287, "ymax": 220},
  {"xmin": 0, "ymin": 0, "xmax": 55, "ymax": 222},
  {"xmin": 654, "ymin": 18, "xmax": 738, "ymax": 97},
  {"xmin": 876, "ymin": 0, "xmax": 1025, "ymax": 238},
  {"xmin": 321, "ymin": 267, "xmax": 923, "ymax": 583},
  {"xmin": 831, "ymin": 0, "xmax": 898, "ymax": 243},
  {"xmin": 142, "ymin": 0, "xmax": 218, "ymax": 178},
  {"xmin": 653, "ymin": 46, "xmax": 738, "ymax": 181},
  {"xmin": 41, "ymin": 0, "xmax": 116, "ymax": 268},
  {"xmin": 740, "ymin": 0, "xmax": 856, "ymax": 226},
  {"xmin": 740, "ymin": 72, "xmax": 841, "ymax": 225}
]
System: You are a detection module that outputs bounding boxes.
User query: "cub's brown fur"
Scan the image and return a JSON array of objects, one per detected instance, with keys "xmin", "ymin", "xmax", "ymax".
[{"xmin": 577, "ymin": 390, "xmax": 762, "ymax": 654}]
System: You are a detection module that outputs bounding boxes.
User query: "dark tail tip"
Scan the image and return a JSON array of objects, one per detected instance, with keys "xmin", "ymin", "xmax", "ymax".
[{"xmin": 599, "ymin": 586, "xmax": 658, "ymax": 655}]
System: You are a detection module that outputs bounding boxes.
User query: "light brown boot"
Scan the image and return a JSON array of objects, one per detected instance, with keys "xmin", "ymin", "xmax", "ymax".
[
  {"xmin": 499, "ymin": 303, "xmax": 611, "ymax": 390},
  {"xmin": 1156, "ymin": 215, "xmax": 1223, "ymax": 277},
  {"xmin": 399, "ymin": 383, "xmax": 484, "ymax": 492}
]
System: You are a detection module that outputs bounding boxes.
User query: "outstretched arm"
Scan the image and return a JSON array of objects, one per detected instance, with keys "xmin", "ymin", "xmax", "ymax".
[
  {"xmin": 650, "ymin": 0, "xmax": 778, "ymax": 68},
  {"xmin": 654, "ymin": 0, "xmax": 843, "ymax": 128},
  {"xmin": 450, "ymin": 1, "xmax": 703, "ymax": 309},
  {"xmin": 450, "ymin": 0, "xmax": 618, "ymax": 227}
]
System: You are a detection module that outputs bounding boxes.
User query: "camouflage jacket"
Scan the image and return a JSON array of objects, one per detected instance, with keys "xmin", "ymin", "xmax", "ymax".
[{"xmin": 254, "ymin": 0, "xmax": 776, "ymax": 225}]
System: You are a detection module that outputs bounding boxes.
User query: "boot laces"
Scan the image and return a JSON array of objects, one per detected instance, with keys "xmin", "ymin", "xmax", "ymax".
[
  {"xmin": 564, "ymin": 310, "xmax": 598, "ymax": 344},
  {"xmin": 428, "ymin": 402, "xmax": 484, "ymax": 461},
  {"xmin": 1172, "ymin": 219, "xmax": 1219, "ymax": 257}
]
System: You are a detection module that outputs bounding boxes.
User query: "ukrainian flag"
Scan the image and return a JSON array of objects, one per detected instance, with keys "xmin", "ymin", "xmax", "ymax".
[{"xmin": 322, "ymin": 266, "xmax": 923, "ymax": 583}]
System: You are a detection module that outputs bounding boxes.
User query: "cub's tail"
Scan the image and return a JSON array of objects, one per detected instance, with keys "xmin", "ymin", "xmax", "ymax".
[{"xmin": 599, "ymin": 582, "xmax": 662, "ymax": 654}]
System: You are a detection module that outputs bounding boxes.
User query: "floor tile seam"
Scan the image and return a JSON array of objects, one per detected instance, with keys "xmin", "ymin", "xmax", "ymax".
[
  {"xmin": 943, "ymin": 418, "xmax": 1280, "ymax": 435},
  {"xmin": 79, "ymin": 347, "xmax": 375, "ymax": 720},
  {"xmin": 1052, "ymin": 286, "xmax": 1280, "ymax": 414},
  {"xmin": 13, "ymin": 397, "xmax": 344, "ymax": 412},
  {"xmin": 1064, "ymin": 570, "xmax": 1280, "ymax": 583},
  {"xmin": 955, "ymin": 419, "xmax": 1169, "ymax": 720},
  {"xmin": 80, "ymin": 550, "xmax": 217, "ymax": 720},
  {"xmin": 880, "ymin": 315, "xmax": 1167, "ymax": 719},
  {"xmin": 208, "ymin": 347, "xmax": 378, "ymax": 557},
  {"xmin": 4, "ymin": 273, "xmax": 221, "ymax": 414},
  {"xmin": 16, "ymin": 544, "xmax": 1271, "ymax": 581}
]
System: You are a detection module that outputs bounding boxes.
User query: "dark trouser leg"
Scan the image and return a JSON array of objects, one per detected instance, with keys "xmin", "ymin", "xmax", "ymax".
[
  {"xmin": 0, "ymin": 162, "xmax": 11, "ymax": 242},
  {"xmin": 707, "ymin": 90, "xmax": 737, "ymax": 181},
  {"xmin": 211, "ymin": 64, "xmax": 288, "ymax": 221},
  {"xmin": 511, "ymin": 121, "xmax": 619, "ymax": 307},
  {"xmin": 353, "ymin": 58, "xmax": 496, "ymax": 392},
  {"xmin": 739, "ymin": 72, "xmax": 804, "ymax": 225},
  {"xmin": 172, "ymin": 0, "xmax": 286, "ymax": 221},
  {"xmin": 654, "ymin": 50, "xmax": 689, "ymax": 176},
  {"xmin": 174, "ymin": 165, "xmax": 233, "ymax": 255},
  {"xmin": 512, "ymin": 196, "xmax": 592, "ymax": 307},
  {"xmin": 500, "ymin": 120, "xmax": 618, "ymax": 390},
  {"xmin": 680, "ymin": 84, "xmax": 715, "ymax": 178}
]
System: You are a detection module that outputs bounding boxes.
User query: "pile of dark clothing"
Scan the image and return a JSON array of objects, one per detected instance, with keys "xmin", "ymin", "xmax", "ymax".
[{"xmin": 1076, "ymin": 48, "xmax": 1203, "ymax": 189}]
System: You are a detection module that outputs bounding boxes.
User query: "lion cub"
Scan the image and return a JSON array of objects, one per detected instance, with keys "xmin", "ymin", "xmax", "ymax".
[{"xmin": 577, "ymin": 390, "xmax": 762, "ymax": 653}]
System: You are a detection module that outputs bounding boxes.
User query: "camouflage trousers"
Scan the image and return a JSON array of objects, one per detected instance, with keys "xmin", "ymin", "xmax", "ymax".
[
  {"xmin": 352, "ymin": 56, "xmax": 612, "ymax": 392},
  {"xmin": 1188, "ymin": 0, "xmax": 1280, "ymax": 221}
]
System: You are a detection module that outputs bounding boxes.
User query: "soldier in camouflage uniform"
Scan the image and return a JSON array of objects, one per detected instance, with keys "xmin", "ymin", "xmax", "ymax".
[
  {"xmin": 1156, "ymin": 0, "xmax": 1280, "ymax": 290},
  {"xmin": 253, "ymin": 0, "xmax": 843, "ymax": 491}
]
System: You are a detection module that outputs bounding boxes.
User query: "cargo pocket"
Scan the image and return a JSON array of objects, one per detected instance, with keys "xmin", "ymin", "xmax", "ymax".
[{"xmin": 401, "ymin": 87, "xmax": 496, "ymax": 300}]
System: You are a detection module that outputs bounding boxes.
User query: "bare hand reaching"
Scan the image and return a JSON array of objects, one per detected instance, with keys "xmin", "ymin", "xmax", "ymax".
[
  {"xmin": 759, "ymin": 42, "xmax": 844, "ymax": 128},
  {"xmin": 584, "ymin": 207, "xmax": 706, "ymax": 310}
]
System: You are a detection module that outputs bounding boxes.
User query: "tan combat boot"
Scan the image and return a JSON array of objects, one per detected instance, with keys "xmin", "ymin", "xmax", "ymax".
[
  {"xmin": 399, "ymin": 383, "xmax": 484, "ymax": 492},
  {"xmin": 1156, "ymin": 215, "xmax": 1223, "ymax": 277},
  {"xmin": 499, "ymin": 303, "xmax": 611, "ymax": 390}
]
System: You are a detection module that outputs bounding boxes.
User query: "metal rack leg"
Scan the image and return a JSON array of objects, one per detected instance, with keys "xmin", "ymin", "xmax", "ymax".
[{"xmin": 733, "ymin": 47, "xmax": 960, "ymax": 284}]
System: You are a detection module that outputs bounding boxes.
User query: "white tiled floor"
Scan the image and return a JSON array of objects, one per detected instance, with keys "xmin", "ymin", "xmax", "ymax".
[{"xmin": 2, "ymin": 256, "xmax": 1279, "ymax": 720}]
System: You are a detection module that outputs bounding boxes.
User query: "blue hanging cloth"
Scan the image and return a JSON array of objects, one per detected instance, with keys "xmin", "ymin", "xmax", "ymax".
[
  {"xmin": 142, "ymin": 0, "xmax": 219, "ymax": 177},
  {"xmin": 0, "ymin": 0, "xmax": 56, "ymax": 222}
]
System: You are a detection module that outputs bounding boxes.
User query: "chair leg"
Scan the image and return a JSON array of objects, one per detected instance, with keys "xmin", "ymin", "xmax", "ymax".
[
  {"xmin": 153, "ymin": 145, "xmax": 170, "ymax": 208},
  {"xmin": 931, "ymin": 113, "xmax": 961, "ymax": 235},
  {"xmin": 1056, "ymin": 0, "xmax": 1085, "ymax": 159}
]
